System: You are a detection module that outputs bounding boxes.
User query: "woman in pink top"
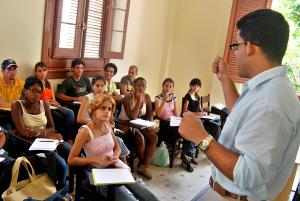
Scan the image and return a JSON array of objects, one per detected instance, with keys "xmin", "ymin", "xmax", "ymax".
[{"xmin": 68, "ymin": 94, "xmax": 158, "ymax": 201}]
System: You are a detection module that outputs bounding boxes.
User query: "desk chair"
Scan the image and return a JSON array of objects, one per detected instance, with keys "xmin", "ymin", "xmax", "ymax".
[{"xmin": 201, "ymin": 94, "xmax": 211, "ymax": 113}]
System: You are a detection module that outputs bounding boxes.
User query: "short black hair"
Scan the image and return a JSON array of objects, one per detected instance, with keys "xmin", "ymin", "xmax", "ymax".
[
  {"xmin": 24, "ymin": 76, "xmax": 44, "ymax": 91},
  {"xmin": 71, "ymin": 59, "xmax": 85, "ymax": 68},
  {"xmin": 189, "ymin": 78, "xmax": 201, "ymax": 87},
  {"xmin": 133, "ymin": 77, "xmax": 146, "ymax": 85},
  {"xmin": 92, "ymin": 75, "xmax": 106, "ymax": 85},
  {"xmin": 104, "ymin": 63, "xmax": 118, "ymax": 75},
  {"xmin": 237, "ymin": 9, "xmax": 289, "ymax": 63}
]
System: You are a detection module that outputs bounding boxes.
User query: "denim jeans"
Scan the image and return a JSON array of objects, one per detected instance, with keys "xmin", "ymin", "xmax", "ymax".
[
  {"xmin": 182, "ymin": 139, "xmax": 196, "ymax": 157},
  {"xmin": 55, "ymin": 142, "xmax": 72, "ymax": 189},
  {"xmin": 51, "ymin": 107, "xmax": 77, "ymax": 141}
]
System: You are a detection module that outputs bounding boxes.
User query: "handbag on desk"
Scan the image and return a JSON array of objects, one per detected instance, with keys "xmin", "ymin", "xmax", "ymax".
[{"xmin": 1, "ymin": 156, "xmax": 57, "ymax": 201}]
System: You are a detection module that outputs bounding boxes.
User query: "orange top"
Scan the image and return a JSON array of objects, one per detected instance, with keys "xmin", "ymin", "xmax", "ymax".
[{"xmin": 40, "ymin": 88, "xmax": 53, "ymax": 101}]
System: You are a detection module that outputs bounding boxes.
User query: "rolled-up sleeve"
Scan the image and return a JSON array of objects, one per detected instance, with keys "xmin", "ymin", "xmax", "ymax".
[{"xmin": 232, "ymin": 104, "xmax": 291, "ymax": 198}]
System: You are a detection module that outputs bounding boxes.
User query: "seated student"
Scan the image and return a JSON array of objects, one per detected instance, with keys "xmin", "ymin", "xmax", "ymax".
[
  {"xmin": 56, "ymin": 58, "xmax": 91, "ymax": 102},
  {"xmin": 35, "ymin": 61, "xmax": 76, "ymax": 144},
  {"xmin": 68, "ymin": 94, "xmax": 158, "ymax": 201},
  {"xmin": 104, "ymin": 63, "xmax": 122, "ymax": 101},
  {"xmin": 77, "ymin": 75, "xmax": 130, "ymax": 163},
  {"xmin": 180, "ymin": 78, "xmax": 207, "ymax": 172},
  {"xmin": 11, "ymin": 76, "xmax": 71, "ymax": 189},
  {"xmin": 118, "ymin": 77, "xmax": 158, "ymax": 179},
  {"xmin": 155, "ymin": 78, "xmax": 197, "ymax": 172},
  {"xmin": 0, "ymin": 59, "xmax": 24, "ymax": 130},
  {"xmin": 120, "ymin": 65, "xmax": 138, "ymax": 96}
]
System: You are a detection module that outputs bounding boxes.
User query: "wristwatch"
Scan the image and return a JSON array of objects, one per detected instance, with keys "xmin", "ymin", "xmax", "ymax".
[{"xmin": 198, "ymin": 135, "xmax": 214, "ymax": 152}]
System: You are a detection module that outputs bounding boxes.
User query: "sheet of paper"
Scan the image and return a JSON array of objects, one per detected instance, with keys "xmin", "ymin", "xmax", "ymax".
[
  {"xmin": 0, "ymin": 149, "xmax": 5, "ymax": 155},
  {"xmin": 73, "ymin": 101, "xmax": 81, "ymax": 105},
  {"xmin": 199, "ymin": 114, "xmax": 220, "ymax": 121},
  {"xmin": 50, "ymin": 105, "xmax": 58, "ymax": 110},
  {"xmin": 29, "ymin": 138, "xmax": 59, "ymax": 151},
  {"xmin": 91, "ymin": 168, "xmax": 135, "ymax": 186},
  {"xmin": 129, "ymin": 118, "xmax": 156, "ymax": 128},
  {"xmin": 0, "ymin": 157, "xmax": 5, "ymax": 162},
  {"xmin": 170, "ymin": 116, "xmax": 182, "ymax": 127},
  {"xmin": 214, "ymin": 103, "xmax": 226, "ymax": 110}
]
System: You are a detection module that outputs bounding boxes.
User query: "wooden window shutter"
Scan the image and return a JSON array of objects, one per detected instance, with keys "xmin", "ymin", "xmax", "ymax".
[
  {"xmin": 52, "ymin": 0, "xmax": 85, "ymax": 58},
  {"xmin": 223, "ymin": 0, "xmax": 273, "ymax": 83},
  {"xmin": 103, "ymin": 0, "xmax": 130, "ymax": 59},
  {"xmin": 83, "ymin": 0, "xmax": 105, "ymax": 58}
]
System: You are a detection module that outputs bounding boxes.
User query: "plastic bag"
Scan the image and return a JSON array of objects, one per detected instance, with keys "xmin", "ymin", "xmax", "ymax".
[{"xmin": 150, "ymin": 142, "xmax": 170, "ymax": 167}]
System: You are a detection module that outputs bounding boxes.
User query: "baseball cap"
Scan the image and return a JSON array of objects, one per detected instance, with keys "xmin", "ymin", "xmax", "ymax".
[{"xmin": 1, "ymin": 59, "xmax": 18, "ymax": 70}]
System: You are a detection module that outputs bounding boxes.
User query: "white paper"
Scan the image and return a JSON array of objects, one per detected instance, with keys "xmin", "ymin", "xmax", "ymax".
[
  {"xmin": 214, "ymin": 103, "xmax": 226, "ymax": 110},
  {"xmin": 129, "ymin": 118, "xmax": 156, "ymax": 128},
  {"xmin": 0, "ymin": 157, "xmax": 5, "ymax": 162},
  {"xmin": 29, "ymin": 138, "xmax": 59, "ymax": 151},
  {"xmin": 170, "ymin": 116, "xmax": 182, "ymax": 127},
  {"xmin": 0, "ymin": 149, "xmax": 5, "ymax": 155},
  {"xmin": 50, "ymin": 106, "xmax": 58, "ymax": 110},
  {"xmin": 199, "ymin": 114, "xmax": 220, "ymax": 121},
  {"xmin": 91, "ymin": 168, "xmax": 135, "ymax": 186},
  {"xmin": 73, "ymin": 101, "xmax": 81, "ymax": 105}
]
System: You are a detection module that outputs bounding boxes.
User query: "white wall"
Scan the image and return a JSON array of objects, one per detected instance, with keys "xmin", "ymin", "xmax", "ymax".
[
  {"xmin": 0, "ymin": 0, "xmax": 233, "ymax": 107},
  {"xmin": 0, "ymin": 0, "xmax": 45, "ymax": 77}
]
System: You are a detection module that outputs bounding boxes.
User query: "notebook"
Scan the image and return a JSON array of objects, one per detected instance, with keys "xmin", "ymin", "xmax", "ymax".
[
  {"xmin": 29, "ymin": 138, "xmax": 59, "ymax": 151},
  {"xmin": 129, "ymin": 118, "xmax": 156, "ymax": 128},
  {"xmin": 91, "ymin": 168, "xmax": 135, "ymax": 186}
]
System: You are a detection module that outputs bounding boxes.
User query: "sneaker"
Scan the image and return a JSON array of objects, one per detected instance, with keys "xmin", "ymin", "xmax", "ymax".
[
  {"xmin": 137, "ymin": 165, "xmax": 153, "ymax": 180},
  {"xmin": 181, "ymin": 160, "xmax": 193, "ymax": 172},
  {"xmin": 190, "ymin": 157, "xmax": 198, "ymax": 165}
]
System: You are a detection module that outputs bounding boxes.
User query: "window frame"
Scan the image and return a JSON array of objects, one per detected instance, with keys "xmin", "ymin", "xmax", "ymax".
[
  {"xmin": 223, "ymin": 0, "xmax": 273, "ymax": 83},
  {"xmin": 41, "ymin": 0, "xmax": 130, "ymax": 78}
]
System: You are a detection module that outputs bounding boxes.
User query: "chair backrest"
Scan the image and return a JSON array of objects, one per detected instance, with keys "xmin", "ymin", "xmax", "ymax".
[
  {"xmin": 180, "ymin": 97, "xmax": 186, "ymax": 117},
  {"xmin": 201, "ymin": 94, "xmax": 210, "ymax": 113}
]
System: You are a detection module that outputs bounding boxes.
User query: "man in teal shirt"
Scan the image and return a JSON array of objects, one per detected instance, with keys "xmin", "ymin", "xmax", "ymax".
[{"xmin": 179, "ymin": 9, "xmax": 300, "ymax": 200}]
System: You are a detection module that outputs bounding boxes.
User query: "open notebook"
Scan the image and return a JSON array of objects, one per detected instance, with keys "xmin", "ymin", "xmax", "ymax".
[
  {"xmin": 91, "ymin": 161, "xmax": 135, "ymax": 186},
  {"xmin": 29, "ymin": 138, "xmax": 59, "ymax": 151}
]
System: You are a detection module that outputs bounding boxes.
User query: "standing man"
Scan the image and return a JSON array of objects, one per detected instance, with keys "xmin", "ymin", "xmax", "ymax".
[
  {"xmin": 0, "ymin": 59, "xmax": 24, "ymax": 108},
  {"xmin": 104, "ymin": 63, "xmax": 122, "ymax": 101},
  {"xmin": 56, "ymin": 58, "xmax": 91, "ymax": 102},
  {"xmin": 179, "ymin": 9, "xmax": 300, "ymax": 200},
  {"xmin": 120, "ymin": 65, "xmax": 138, "ymax": 96}
]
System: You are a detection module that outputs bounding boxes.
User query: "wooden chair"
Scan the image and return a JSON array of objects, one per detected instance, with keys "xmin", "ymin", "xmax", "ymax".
[{"xmin": 201, "ymin": 94, "xmax": 211, "ymax": 113}]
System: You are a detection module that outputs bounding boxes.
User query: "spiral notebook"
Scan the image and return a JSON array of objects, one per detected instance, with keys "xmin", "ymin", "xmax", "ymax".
[{"xmin": 91, "ymin": 168, "xmax": 135, "ymax": 186}]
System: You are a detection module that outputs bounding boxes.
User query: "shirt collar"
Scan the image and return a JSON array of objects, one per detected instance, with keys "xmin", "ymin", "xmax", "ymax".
[{"xmin": 245, "ymin": 65, "xmax": 287, "ymax": 91}]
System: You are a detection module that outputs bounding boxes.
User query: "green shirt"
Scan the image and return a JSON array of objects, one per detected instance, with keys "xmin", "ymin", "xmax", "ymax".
[{"xmin": 59, "ymin": 76, "xmax": 91, "ymax": 97}]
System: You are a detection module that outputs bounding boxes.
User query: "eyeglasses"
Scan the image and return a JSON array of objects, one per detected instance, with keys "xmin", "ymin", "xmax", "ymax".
[
  {"xmin": 27, "ymin": 88, "xmax": 42, "ymax": 94},
  {"xmin": 229, "ymin": 42, "xmax": 246, "ymax": 51}
]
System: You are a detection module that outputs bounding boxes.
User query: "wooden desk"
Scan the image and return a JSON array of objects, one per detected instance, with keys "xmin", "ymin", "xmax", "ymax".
[{"xmin": 115, "ymin": 119, "xmax": 148, "ymax": 130}]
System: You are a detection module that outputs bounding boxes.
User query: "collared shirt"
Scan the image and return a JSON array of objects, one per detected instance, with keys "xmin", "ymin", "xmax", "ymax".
[
  {"xmin": 0, "ymin": 76, "xmax": 24, "ymax": 104},
  {"xmin": 105, "ymin": 80, "xmax": 118, "ymax": 95},
  {"xmin": 120, "ymin": 75, "xmax": 134, "ymax": 94},
  {"xmin": 211, "ymin": 66, "xmax": 300, "ymax": 200}
]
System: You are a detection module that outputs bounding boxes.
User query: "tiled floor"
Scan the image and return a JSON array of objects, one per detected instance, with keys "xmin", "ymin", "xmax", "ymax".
[{"xmin": 135, "ymin": 152, "xmax": 211, "ymax": 201}]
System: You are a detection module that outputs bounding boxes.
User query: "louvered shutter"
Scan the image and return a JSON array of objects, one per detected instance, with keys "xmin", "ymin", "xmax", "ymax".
[
  {"xmin": 83, "ymin": 0, "xmax": 105, "ymax": 58},
  {"xmin": 223, "ymin": 0, "xmax": 273, "ymax": 83}
]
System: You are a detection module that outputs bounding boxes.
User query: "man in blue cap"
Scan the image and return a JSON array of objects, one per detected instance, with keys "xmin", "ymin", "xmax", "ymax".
[{"xmin": 0, "ymin": 59, "xmax": 24, "ymax": 109}]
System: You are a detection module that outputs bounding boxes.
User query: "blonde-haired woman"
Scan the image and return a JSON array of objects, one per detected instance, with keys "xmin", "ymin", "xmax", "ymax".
[{"xmin": 68, "ymin": 94, "xmax": 158, "ymax": 201}]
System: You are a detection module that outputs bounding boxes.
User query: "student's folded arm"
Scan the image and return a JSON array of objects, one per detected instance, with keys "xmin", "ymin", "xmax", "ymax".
[
  {"xmin": 123, "ymin": 96, "xmax": 140, "ymax": 119},
  {"xmin": 77, "ymin": 96, "xmax": 89, "ymax": 125},
  {"xmin": 155, "ymin": 99, "xmax": 165, "ymax": 118}
]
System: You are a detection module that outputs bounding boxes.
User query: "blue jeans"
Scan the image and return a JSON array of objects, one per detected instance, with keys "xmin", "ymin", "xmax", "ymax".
[
  {"xmin": 51, "ymin": 107, "xmax": 77, "ymax": 141},
  {"xmin": 55, "ymin": 142, "xmax": 72, "ymax": 189},
  {"xmin": 182, "ymin": 139, "xmax": 196, "ymax": 157}
]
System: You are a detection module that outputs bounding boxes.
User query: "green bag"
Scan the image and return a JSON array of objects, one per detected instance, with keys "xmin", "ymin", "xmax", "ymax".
[{"xmin": 150, "ymin": 142, "xmax": 170, "ymax": 167}]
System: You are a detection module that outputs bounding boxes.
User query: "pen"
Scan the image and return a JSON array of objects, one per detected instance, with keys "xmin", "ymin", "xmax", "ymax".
[{"xmin": 38, "ymin": 140, "xmax": 57, "ymax": 142}]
